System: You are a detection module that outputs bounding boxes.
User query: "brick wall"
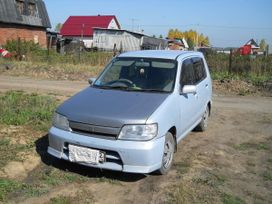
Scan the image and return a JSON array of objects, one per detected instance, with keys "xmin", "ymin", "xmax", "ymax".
[{"xmin": 0, "ymin": 23, "xmax": 47, "ymax": 48}]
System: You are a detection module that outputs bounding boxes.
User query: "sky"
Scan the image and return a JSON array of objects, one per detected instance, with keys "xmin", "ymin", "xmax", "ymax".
[{"xmin": 44, "ymin": 0, "xmax": 272, "ymax": 48}]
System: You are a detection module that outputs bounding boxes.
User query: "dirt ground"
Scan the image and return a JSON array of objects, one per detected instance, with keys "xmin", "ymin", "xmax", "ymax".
[{"xmin": 0, "ymin": 76, "xmax": 271, "ymax": 204}]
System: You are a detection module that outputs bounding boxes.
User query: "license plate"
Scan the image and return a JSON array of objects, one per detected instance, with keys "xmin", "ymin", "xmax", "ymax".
[{"xmin": 68, "ymin": 144, "xmax": 105, "ymax": 165}]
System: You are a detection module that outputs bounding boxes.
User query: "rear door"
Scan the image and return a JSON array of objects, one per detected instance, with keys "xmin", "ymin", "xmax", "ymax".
[{"xmin": 192, "ymin": 57, "xmax": 209, "ymax": 116}]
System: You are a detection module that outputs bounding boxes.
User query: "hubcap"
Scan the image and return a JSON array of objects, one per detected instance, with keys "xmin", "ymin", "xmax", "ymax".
[{"xmin": 163, "ymin": 140, "xmax": 174, "ymax": 169}]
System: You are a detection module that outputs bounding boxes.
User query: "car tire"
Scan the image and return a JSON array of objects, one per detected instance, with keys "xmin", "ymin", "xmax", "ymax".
[
  {"xmin": 195, "ymin": 105, "xmax": 210, "ymax": 132},
  {"xmin": 157, "ymin": 132, "xmax": 175, "ymax": 175}
]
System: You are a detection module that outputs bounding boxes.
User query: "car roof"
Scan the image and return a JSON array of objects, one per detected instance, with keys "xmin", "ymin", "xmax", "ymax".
[{"xmin": 118, "ymin": 50, "xmax": 203, "ymax": 60}]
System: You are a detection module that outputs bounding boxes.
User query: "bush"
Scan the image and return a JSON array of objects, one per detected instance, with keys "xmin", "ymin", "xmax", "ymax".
[{"xmin": 3, "ymin": 39, "xmax": 41, "ymax": 55}]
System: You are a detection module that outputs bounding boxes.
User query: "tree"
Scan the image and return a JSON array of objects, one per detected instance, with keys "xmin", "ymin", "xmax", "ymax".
[
  {"xmin": 187, "ymin": 38, "xmax": 194, "ymax": 49},
  {"xmin": 54, "ymin": 23, "xmax": 63, "ymax": 32},
  {"xmin": 159, "ymin": 34, "xmax": 163, "ymax": 39},
  {"xmin": 167, "ymin": 28, "xmax": 210, "ymax": 47},
  {"xmin": 259, "ymin": 39, "xmax": 267, "ymax": 51}
]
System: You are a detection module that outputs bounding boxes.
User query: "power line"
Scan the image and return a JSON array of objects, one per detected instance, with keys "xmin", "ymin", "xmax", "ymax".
[
  {"xmin": 122, "ymin": 23, "xmax": 272, "ymax": 30},
  {"xmin": 199, "ymin": 24, "xmax": 272, "ymax": 30}
]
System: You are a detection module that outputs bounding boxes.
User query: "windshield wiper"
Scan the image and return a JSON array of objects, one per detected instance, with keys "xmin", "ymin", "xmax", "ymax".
[
  {"xmin": 137, "ymin": 89, "xmax": 169, "ymax": 93},
  {"xmin": 93, "ymin": 85, "xmax": 168, "ymax": 93},
  {"xmin": 93, "ymin": 84, "xmax": 131, "ymax": 91},
  {"xmin": 92, "ymin": 85, "xmax": 112, "ymax": 89}
]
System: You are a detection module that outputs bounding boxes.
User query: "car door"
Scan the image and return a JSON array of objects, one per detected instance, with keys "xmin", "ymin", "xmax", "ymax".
[
  {"xmin": 177, "ymin": 58, "xmax": 199, "ymax": 140},
  {"xmin": 192, "ymin": 57, "xmax": 209, "ymax": 117}
]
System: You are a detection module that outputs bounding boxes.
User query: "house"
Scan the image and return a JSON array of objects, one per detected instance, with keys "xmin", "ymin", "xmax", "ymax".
[
  {"xmin": 167, "ymin": 38, "xmax": 189, "ymax": 50},
  {"xmin": 93, "ymin": 28, "xmax": 168, "ymax": 52},
  {"xmin": 60, "ymin": 15, "xmax": 121, "ymax": 48},
  {"xmin": 240, "ymin": 39, "xmax": 260, "ymax": 55},
  {"xmin": 0, "ymin": 0, "xmax": 51, "ymax": 48}
]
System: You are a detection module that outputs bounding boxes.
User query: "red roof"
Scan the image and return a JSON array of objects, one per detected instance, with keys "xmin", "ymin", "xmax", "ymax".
[{"xmin": 60, "ymin": 15, "xmax": 120, "ymax": 37}]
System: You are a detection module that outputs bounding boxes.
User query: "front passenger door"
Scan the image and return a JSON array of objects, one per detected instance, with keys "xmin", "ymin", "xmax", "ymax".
[{"xmin": 177, "ymin": 58, "xmax": 199, "ymax": 139}]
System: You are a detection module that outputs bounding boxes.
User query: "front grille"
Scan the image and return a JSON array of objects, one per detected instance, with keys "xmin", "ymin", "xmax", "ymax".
[{"xmin": 69, "ymin": 121, "xmax": 120, "ymax": 140}]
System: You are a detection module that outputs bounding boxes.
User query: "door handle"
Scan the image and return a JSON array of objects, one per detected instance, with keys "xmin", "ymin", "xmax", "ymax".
[{"xmin": 205, "ymin": 84, "xmax": 208, "ymax": 88}]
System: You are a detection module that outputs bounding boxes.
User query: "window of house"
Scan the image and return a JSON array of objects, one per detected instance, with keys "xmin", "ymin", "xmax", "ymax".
[
  {"xmin": 28, "ymin": 1, "xmax": 37, "ymax": 16},
  {"xmin": 15, "ymin": 0, "xmax": 25, "ymax": 14}
]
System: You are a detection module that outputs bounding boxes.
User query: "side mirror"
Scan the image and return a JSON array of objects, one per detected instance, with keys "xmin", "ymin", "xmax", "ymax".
[
  {"xmin": 181, "ymin": 85, "xmax": 197, "ymax": 94},
  {"xmin": 88, "ymin": 77, "xmax": 96, "ymax": 85}
]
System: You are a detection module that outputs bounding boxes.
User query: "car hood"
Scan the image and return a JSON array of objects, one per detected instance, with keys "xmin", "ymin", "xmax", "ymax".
[{"xmin": 57, "ymin": 87, "xmax": 169, "ymax": 128}]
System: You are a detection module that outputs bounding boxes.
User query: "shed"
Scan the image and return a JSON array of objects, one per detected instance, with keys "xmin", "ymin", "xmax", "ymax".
[{"xmin": 93, "ymin": 28, "xmax": 168, "ymax": 52}]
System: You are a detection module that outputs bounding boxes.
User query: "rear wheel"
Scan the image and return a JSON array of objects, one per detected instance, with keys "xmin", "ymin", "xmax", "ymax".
[
  {"xmin": 195, "ymin": 105, "xmax": 210, "ymax": 131},
  {"xmin": 157, "ymin": 132, "xmax": 175, "ymax": 175}
]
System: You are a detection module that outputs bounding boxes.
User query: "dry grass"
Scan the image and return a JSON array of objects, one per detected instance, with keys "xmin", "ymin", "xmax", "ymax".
[{"xmin": 0, "ymin": 60, "xmax": 104, "ymax": 81}]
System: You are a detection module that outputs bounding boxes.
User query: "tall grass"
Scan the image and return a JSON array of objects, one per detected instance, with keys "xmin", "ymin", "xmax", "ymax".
[
  {"xmin": 205, "ymin": 53, "xmax": 272, "ymax": 86},
  {"xmin": 1, "ymin": 39, "xmax": 272, "ymax": 86},
  {"xmin": 28, "ymin": 49, "xmax": 114, "ymax": 66}
]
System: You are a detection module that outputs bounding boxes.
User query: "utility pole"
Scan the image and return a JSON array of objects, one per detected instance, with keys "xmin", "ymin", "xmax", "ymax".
[
  {"xmin": 229, "ymin": 49, "xmax": 233, "ymax": 73},
  {"xmin": 79, "ymin": 23, "xmax": 85, "ymax": 62},
  {"xmin": 196, "ymin": 24, "xmax": 199, "ymax": 49}
]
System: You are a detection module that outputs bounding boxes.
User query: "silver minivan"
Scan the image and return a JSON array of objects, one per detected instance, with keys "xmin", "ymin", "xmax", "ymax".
[{"xmin": 48, "ymin": 50, "xmax": 212, "ymax": 174}]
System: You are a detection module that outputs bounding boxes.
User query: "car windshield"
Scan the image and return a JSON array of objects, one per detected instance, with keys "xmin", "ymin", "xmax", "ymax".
[{"xmin": 94, "ymin": 57, "xmax": 177, "ymax": 93}]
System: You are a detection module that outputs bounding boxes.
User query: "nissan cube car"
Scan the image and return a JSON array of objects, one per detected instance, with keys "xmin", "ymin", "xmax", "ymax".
[{"xmin": 48, "ymin": 50, "xmax": 212, "ymax": 174}]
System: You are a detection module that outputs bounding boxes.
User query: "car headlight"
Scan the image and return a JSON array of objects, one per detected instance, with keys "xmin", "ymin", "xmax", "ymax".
[
  {"xmin": 118, "ymin": 124, "xmax": 158, "ymax": 141},
  {"xmin": 52, "ymin": 112, "xmax": 70, "ymax": 131}
]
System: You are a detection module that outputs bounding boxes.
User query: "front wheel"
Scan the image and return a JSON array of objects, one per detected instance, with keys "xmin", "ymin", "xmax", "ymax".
[{"xmin": 157, "ymin": 132, "xmax": 175, "ymax": 175}]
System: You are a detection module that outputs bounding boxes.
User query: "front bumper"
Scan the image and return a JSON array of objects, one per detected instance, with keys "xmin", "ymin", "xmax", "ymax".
[{"xmin": 47, "ymin": 127, "xmax": 165, "ymax": 173}]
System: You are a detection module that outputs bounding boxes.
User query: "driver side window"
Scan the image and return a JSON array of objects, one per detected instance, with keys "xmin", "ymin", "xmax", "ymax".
[{"xmin": 180, "ymin": 58, "xmax": 195, "ymax": 88}]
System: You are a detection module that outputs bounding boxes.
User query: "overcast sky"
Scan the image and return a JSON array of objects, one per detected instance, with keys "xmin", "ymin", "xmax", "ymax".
[{"xmin": 44, "ymin": 0, "xmax": 272, "ymax": 48}]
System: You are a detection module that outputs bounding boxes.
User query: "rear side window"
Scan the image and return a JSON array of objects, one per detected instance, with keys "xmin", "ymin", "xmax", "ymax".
[
  {"xmin": 180, "ymin": 58, "xmax": 195, "ymax": 87},
  {"xmin": 193, "ymin": 57, "xmax": 206, "ymax": 83}
]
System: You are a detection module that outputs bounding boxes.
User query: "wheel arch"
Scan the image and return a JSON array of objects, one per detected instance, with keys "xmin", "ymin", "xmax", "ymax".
[
  {"xmin": 207, "ymin": 101, "xmax": 211, "ymax": 116},
  {"xmin": 168, "ymin": 126, "xmax": 177, "ymax": 152}
]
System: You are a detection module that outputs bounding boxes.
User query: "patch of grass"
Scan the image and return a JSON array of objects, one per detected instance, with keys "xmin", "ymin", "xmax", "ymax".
[
  {"xmin": 96, "ymin": 177, "xmax": 122, "ymax": 185},
  {"xmin": 0, "ymin": 91, "xmax": 57, "ymax": 131},
  {"xmin": 192, "ymin": 170, "xmax": 226, "ymax": 187},
  {"xmin": 256, "ymin": 143, "xmax": 270, "ymax": 150},
  {"xmin": 50, "ymin": 189, "xmax": 95, "ymax": 204},
  {"xmin": 50, "ymin": 195, "xmax": 72, "ymax": 204},
  {"xmin": 0, "ymin": 178, "xmax": 50, "ymax": 201},
  {"xmin": 167, "ymin": 185, "xmax": 196, "ymax": 204},
  {"xmin": 0, "ymin": 178, "xmax": 21, "ymax": 201},
  {"xmin": 0, "ymin": 137, "xmax": 33, "ymax": 167},
  {"xmin": 263, "ymin": 171, "xmax": 272, "ymax": 181},
  {"xmin": 246, "ymin": 160, "xmax": 256, "ymax": 167},
  {"xmin": 21, "ymin": 184, "xmax": 49, "ymax": 197},
  {"xmin": 1, "ymin": 168, "xmax": 89, "ymax": 200},
  {"xmin": 222, "ymin": 193, "xmax": 246, "ymax": 204},
  {"xmin": 233, "ymin": 142, "xmax": 269, "ymax": 151},
  {"xmin": 238, "ymin": 89, "xmax": 252, "ymax": 96},
  {"xmin": 40, "ymin": 168, "xmax": 88, "ymax": 187},
  {"xmin": 173, "ymin": 160, "xmax": 191, "ymax": 175},
  {"xmin": 211, "ymin": 71, "xmax": 272, "ymax": 87}
]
